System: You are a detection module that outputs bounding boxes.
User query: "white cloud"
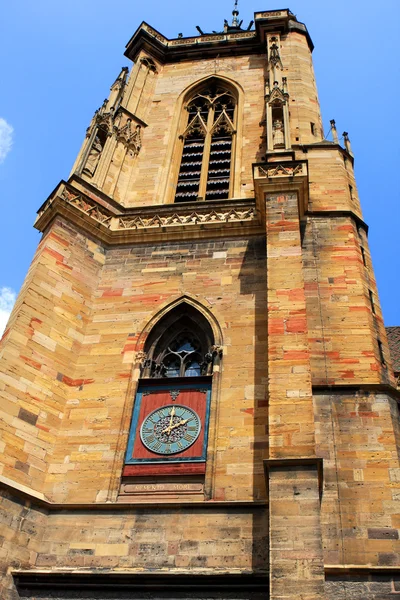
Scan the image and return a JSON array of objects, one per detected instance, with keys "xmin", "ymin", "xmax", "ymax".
[
  {"xmin": 0, "ymin": 118, "xmax": 13, "ymax": 164},
  {"xmin": 0, "ymin": 287, "xmax": 16, "ymax": 334}
]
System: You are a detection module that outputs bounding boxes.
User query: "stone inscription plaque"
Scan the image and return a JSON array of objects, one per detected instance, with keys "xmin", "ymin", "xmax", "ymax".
[{"xmin": 122, "ymin": 482, "xmax": 203, "ymax": 495}]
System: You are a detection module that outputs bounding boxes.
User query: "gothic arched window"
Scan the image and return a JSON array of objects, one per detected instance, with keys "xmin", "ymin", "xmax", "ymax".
[
  {"xmin": 175, "ymin": 80, "xmax": 237, "ymax": 203},
  {"xmin": 142, "ymin": 306, "xmax": 216, "ymax": 378}
]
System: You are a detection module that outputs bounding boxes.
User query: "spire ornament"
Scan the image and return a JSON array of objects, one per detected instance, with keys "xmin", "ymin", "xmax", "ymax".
[
  {"xmin": 232, "ymin": 0, "xmax": 240, "ymax": 28},
  {"xmin": 196, "ymin": 0, "xmax": 252, "ymax": 36}
]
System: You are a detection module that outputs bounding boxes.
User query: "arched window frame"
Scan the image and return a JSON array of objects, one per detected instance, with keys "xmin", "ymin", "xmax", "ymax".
[
  {"xmin": 168, "ymin": 77, "xmax": 242, "ymax": 204},
  {"xmin": 141, "ymin": 306, "xmax": 221, "ymax": 379}
]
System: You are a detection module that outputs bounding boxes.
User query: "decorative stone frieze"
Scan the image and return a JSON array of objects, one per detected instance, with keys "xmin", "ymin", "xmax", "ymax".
[
  {"xmin": 35, "ymin": 182, "xmax": 260, "ymax": 244},
  {"xmin": 254, "ymin": 161, "xmax": 307, "ymax": 179}
]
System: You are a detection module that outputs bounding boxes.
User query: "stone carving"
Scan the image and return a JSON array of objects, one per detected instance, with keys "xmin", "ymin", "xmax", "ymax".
[
  {"xmin": 256, "ymin": 163, "xmax": 305, "ymax": 178},
  {"xmin": 85, "ymin": 98, "xmax": 143, "ymax": 159},
  {"xmin": 210, "ymin": 109, "xmax": 236, "ymax": 135},
  {"xmin": 135, "ymin": 351, "xmax": 147, "ymax": 366},
  {"xmin": 143, "ymin": 24, "xmax": 167, "ymax": 44},
  {"xmin": 88, "ymin": 100, "xmax": 115, "ymax": 136},
  {"xmin": 116, "ymin": 120, "xmax": 142, "ymax": 154},
  {"xmin": 201, "ymin": 345, "xmax": 223, "ymax": 375},
  {"xmin": 171, "ymin": 37, "xmax": 198, "ymax": 45},
  {"xmin": 210, "ymin": 345, "xmax": 223, "ymax": 357},
  {"xmin": 83, "ymin": 135, "xmax": 103, "ymax": 177},
  {"xmin": 199, "ymin": 35, "xmax": 225, "ymax": 42},
  {"xmin": 266, "ymin": 79, "xmax": 288, "ymax": 101},
  {"xmin": 269, "ymin": 37, "xmax": 283, "ymax": 68},
  {"xmin": 272, "ymin": 119, "xmax": 285, "ymax": 148},
  {"xmin": 227, "ymin": 31, "xmax": 256, "ymax": 39},
  {"xmin": 170, "ymin": 389, "xmax": 180, "ymax": 401},
  {"xmin": 257, "ymin": 10, "xmax": 285, "ymax": 18},
  {"xmin": 140, "ymin": 56, "xmax": 158, "ymax": 73},
  {"xmin": 181, "ymin": 110, "xmax": 208, "ymax": 139},
  {"xmin": 60, "ymin": 188, "xmax": 112, "ymax": 227},
  {"xmin": 118, "ymin": 208, "xmax": 256, "ymax": 230},
  {"xmin": 45, "ymin": 187, "xmax": 256, "ymax": 235}
]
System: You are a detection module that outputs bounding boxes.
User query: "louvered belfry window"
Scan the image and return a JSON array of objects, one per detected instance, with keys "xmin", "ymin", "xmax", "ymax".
[{"xmin": 175, "ymin": 82, "xmax": 236, "ymax": 202}]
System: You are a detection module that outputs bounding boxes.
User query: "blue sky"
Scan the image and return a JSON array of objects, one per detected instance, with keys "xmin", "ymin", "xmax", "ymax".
[{"xmin": 0, "ymin": 0, "xmax": 399, "ymax": 328}]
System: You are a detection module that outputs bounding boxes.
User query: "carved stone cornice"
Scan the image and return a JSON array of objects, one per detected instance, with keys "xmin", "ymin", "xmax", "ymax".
[
  {"xmin": 35, "ymin": 181, "xmax": 262, "ymax": 245},
  {"xmin": 124, "ymin": 10, "xmax": 313, "ymax": 63}
]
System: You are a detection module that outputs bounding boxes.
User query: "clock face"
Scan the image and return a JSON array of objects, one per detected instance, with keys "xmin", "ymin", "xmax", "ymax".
[{"xmin": 140, "ymin": 404, "xmax": 201, "ymax": 455}]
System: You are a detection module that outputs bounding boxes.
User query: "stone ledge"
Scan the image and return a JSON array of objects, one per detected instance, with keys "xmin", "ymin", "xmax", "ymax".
[
  {"xmin": 325, "ymin": 564, "xmax": 400, "ymax": 575},
  {"xmin": 312, "ymin": 383, "xmax": 400, "ymax": 401},
  {"xmin": 35, "ymin": 181, "xmax": 262, "ymax": 245},
  {"xmin": 305, "ymin": 210, "xmax": 368, "ymax": 232},
  {"xmin": 0, "ymin": 477, "xmax": 267, "ymax": 511},
  {"xmin": 13, "ymin": 571, "xmax": 269, "ymax": 593}
]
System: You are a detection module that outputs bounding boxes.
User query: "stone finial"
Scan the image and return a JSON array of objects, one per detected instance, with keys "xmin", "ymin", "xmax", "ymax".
[
  {"xmin": 330, "ymin": 119, "xmax": 339, "ymax": 144},
  {"xmin": 343, "ymin": 131, "xmax": 353, "ymax": 155},
  {"xmin": 232, "ymin": 0, "xmax": 239, "ymax": 27}
]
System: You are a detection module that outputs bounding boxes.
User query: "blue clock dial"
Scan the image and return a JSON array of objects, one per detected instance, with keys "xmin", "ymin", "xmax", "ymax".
[{"xmin": 140, "ymin": 404, "xmax": 201, "ymax": 455}]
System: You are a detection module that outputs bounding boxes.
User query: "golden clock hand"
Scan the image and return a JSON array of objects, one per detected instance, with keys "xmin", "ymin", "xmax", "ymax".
[
  {"xmin": 169, "ymin": 406, "xmax": 175, "ymax": 426},
  {"xmin": 162, "ymin": 407, "xmax": 176, "ymax": 435},
  {"xmin": 168, "ymin": 418, "xmax": 189, "ymax": 432}
]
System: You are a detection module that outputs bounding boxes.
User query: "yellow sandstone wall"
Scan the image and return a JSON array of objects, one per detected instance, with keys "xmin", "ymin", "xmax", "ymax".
[
  {"xmin": 0, "ymin": 220, "xmax": 104, "ymax": 494},
  {"xmin": 43, "ymin": 227, "xmax": 268, "ymax": 503}
]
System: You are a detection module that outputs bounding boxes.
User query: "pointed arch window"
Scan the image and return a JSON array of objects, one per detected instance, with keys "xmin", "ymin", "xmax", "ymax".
[
  {"xmin": 175, "ymin": 81, "xmax": 237, "ymax": 202},
  {"xmin": 142, "ymin": 308, "xmax": 217, "ymax": 378}
]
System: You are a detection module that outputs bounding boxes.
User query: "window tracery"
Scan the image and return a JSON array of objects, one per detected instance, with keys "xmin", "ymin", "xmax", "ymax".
[
  {"xmin": 150, "ymin": 331, "xmax": 208, "ymax": 378},
  {"xmin": 141, "ymin": 305, "xmax": 221, "ymax": 378},
  {"xmin": 175, "ymin": 81, "xmax": 237, "ymax": 202}
]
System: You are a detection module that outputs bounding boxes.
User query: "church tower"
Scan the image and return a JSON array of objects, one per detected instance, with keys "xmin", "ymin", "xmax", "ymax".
[{"xmin": 1, "ymin": 7, "xmax": 399, "ymax": 600}]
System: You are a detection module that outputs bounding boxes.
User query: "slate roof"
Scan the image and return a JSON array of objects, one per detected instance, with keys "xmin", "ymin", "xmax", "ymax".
[{"xmin": 386, "ymin": 327, "xmax": 400, "ymax": 373}]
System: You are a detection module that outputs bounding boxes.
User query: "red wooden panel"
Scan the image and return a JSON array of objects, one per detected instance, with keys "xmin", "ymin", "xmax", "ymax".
[
  {"xmin": 123, "ymin": 462, "xmax": 206, "ymax": 477},
  {"xmin": 128, "ymin": 388, "xmax": 207, "ymax": 462}
]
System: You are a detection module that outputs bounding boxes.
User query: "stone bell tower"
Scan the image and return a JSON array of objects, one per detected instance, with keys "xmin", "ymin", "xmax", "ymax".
[{"xmin": 1, "ymin": 6, "xmax": 399, "ymax": 600}]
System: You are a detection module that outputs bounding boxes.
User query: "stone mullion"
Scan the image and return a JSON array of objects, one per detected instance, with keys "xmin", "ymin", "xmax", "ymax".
[
  {"xmin": 198, "ymin": 105, "xmax": 214, "ymax": 200},
  {"xmin": 265, "ymin": 191, "xmax": 326, "ymax": 599},
  {"xmin": 228, "ymin": 130, "xmax": 236, "ymax": 198}
]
